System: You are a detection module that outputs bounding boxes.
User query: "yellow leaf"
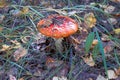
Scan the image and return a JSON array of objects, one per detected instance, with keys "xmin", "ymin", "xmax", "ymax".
[
  {"xmin": 114, "ymin": 28, "xmax": 120, "ymax": 34},
  {"xmin": 21, "ymin": 7, "xmax": 29, "ymax": 15},
  {"xmin": 84, "ymin": 12, "xmax": 96, "ymax": 28}
]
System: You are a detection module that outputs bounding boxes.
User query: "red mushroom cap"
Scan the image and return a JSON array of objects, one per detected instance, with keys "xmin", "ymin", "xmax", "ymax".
[{"xmin": 37, "ymin": 14, "xmax": 78, "ymax": 39}]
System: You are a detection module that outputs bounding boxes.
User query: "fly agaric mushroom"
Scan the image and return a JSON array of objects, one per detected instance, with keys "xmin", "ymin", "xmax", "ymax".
[{"xmin": 37, "ymin": 14, "xmax": 78, "ymax": 53}]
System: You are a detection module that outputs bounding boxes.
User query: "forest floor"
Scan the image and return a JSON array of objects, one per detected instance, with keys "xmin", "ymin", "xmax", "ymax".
[{"xmin": 0, "ymin": 0, "xmax": 120, "ymax": 80}]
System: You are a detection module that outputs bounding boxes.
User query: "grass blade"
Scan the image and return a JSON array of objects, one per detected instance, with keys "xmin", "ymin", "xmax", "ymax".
[
  {"xmin": 85, "ymin": 32, "xmax": 95, "ymax": 53},
  {"xmin": 95, "ymin": 30, "xmax": 108, "ymax": 77}
]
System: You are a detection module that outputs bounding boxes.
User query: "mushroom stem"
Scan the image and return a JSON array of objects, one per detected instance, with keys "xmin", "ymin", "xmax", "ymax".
[{"xmin": 54, "ymin": 38, "xmax": 63, "ymax": 53}]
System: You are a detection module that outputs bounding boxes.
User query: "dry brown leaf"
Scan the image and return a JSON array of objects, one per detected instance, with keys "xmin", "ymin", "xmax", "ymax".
[
  {"xmin": 82, "ymin": 54, "xmax": 95, "ymax": 66},
  {"xmin": 13, "ymin": 47, "xmax": 27, "ymax": 61},
  {"xmin": 18, "ymin": 77, "xmax": 24, "ymax": 80},
  {"xmin": 0, "ymin": 0, "xmax": 8, "ymax": 8},
  {"xmin": 111, "ymin": 13, "xmax": 120, "ymax": 17},
  {"xmin": 114, "ymin": 67, "xmax": 120, "ymax": 76},
  {"xmin": 52, "ymin": 76, "xmax": 68, "ymax": 80},
  {"xmin": 46, "ymin": 57, "xmax": 63, "ymax": 69},
  {"xmin": 104, "ymin": 41, "xmax": 114, "ymax": 54},
  {"xmin": 107, "ymin": 70, "xmax": 118, "ymax": 79},
  {"xmin": 9, "ymin": 74, "xmax": 17, "ymax": 80},
  {"xmin": 84, "ymin": 12, "xmax": 96, "ymax": 28},
  {"xmin": 46, "ymin": 57, "xmax": 55, "ymax": 64}
]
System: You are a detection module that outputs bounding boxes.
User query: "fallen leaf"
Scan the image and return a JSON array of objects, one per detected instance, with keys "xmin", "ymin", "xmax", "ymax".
[
  {"xmin": 21, "ymin": 7, "xmax": 29, "ymax": 15},
  {"xmin": 10, "ymin": 40, "xmax": 21, "ymax": 49},
  {"xmin": 104, "ymin": 41, "xmax": 114, "ymax": 53},
  {"xmin": 92, "ymin": 39, "xmax": 98, "ymax": 45},
  {"xmin": 107, "ymin": 70, "xmax": 118, "ymax": 79},
  {"xmin": 108, "ymin": 18, "xmax": 117, "ymax": 25},
  {"xmin": 52, "ymin": 76, "xmax": 68, "ymax": 80},
  {"xmin": 90, "ymin": 39, "xmax": 98, "ymax": 49},
  {"xmin": 114, "ymin": 67, "xmax": 120, "ymax": 76},
  {"xmin": 0, "ymin": 40, "xmax": 22, "ymax": 52},
  {"xmin": 111, "ymin": 13, "xmax": 120, "ymax": 17},
  {"xmin": 101, "ymin": 34, "xmax": 110, "ymax": 41},
  {"xmin": 13, "ymin": 47, "xmax": 27, "ymax": 61},
  {"xmin": 84, "ymin": 12, "xmax": 96, "ymax": 28},
  {"xmin": 0, "ymin": 44, "xmax": 10, "ymax": 51},
  {"xmin": 82, "ymin": 54, "xmax": 95, "ymax": 66},
  {"xmin": 0, "ymin": 0, "xmax": 8, "ymax": 8},
  {"xmin": 46, "ymin": 57, "xmax": 55, "ymax": 64},
  {"xmin": 46, "ymin": 57, "xmax": 63, "ymax": 69},
  {"xmin": 9, "ymin": 74, "xmax": 17, "ymax": 80},
  {"xmin": 96, "ymin": 75, "xmax": 108, "ymax": 80},
  {"xmin": 114, "ymin": 28, "xmax": 120, "ymax": 34},
  {"xmin": 18, "ymin": 77, "xmax": 24, "ymax": 80},
  {"xmin": 104, "ymin": 5, "xmax": 115, "ymax": 13}
]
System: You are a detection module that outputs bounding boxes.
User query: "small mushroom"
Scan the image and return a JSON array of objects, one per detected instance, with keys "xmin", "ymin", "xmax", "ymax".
[{"xmin": 37, "ymin": 14, "xmax": 78, "ymax": 53}]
